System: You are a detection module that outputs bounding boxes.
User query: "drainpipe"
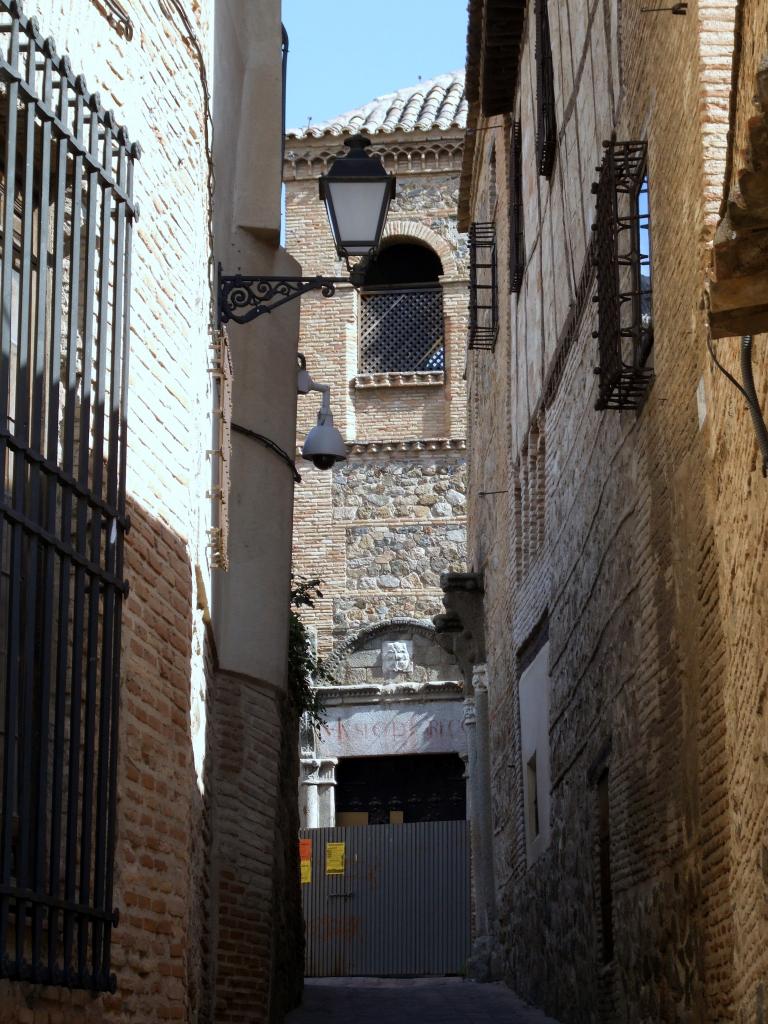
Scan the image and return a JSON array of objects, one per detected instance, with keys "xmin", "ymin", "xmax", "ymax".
[
  {"xmin": 281, "ymin": 24, "xmax": 289, "ymax": 167},
  {"xmin": 463, "ymin": 694, "xmax": 483, "ymax": 925},
  {"xmin": 465, "ymin": 664, "xmax": 497, "ymax": 939},
  {"xmin": 472, "ymin": 664, "xmax": 497, "ymax": 932}
]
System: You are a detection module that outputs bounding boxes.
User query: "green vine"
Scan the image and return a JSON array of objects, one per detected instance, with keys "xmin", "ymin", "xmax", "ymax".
[{"xmin": 287, "ymin": 574, "xmax": 331, "ymax": 731}]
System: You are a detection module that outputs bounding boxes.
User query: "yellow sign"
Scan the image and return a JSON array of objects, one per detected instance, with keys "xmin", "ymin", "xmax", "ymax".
[
  {"xmin": 299, "ymin": 838, "xmax": 312, "ymax": 884},
  {"xmin": 326, "ymin": 841, "xmax": 345, "ymax": 875}
]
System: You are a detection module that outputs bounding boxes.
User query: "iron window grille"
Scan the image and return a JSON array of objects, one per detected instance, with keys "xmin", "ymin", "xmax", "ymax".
[
  {"xmin": 509, "ymin": 121, "xmax": 524, "ymax": 293},
  {"xmin": 591, "ymin": 140, "xmax": 653, "ymax": 410},
  {"xmin": 0, "ymin": 0, "xmax": 138, "ymax": 991},
  {"xmin": 535, "ymin": 0, "xmax": 556, "ymax": 179},
  {"xmin": 468, "ymin": 222, "xmax": 498, "ymax": 351},
  {"xmin": 359, "ymin": 285, "xmax": 445, "ymax": 373}
]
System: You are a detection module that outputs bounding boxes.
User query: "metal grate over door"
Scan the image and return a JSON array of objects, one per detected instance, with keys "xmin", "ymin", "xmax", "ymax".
[
  {"xmin": 359, "ymin": 285, "xmax": 444, "ymax": 373},
  {"xmin": 301, "ymin": 820, "xmax": 471, "ymax": 977},
  {"xmin": 0, "ymin": 1, "xmax": 138, "ymax": 990}
]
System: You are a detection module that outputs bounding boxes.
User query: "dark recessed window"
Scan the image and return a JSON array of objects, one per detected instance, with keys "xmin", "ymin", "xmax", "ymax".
[
  {"xmin": 359, "ymin": 242, "xmax": 445, "ymax": 373},
  {"xmin": 510, "ymin": 120, "xmax": 525, "ymax": 293},
  {"xmin": 535, "ymin": 0, "xmax": 557, "ymax": 178},
  {"xmin": 592, "ymin": 140, "xmax": 654, "ymax": 410}
]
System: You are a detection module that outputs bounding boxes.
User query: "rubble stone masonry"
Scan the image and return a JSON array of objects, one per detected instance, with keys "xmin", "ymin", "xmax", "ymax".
[{"xmin": 462, "ymin": 0, "xmax": 768, "ymax": 1021}]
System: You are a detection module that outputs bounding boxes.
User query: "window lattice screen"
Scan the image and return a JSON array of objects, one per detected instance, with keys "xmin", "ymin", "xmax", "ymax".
[{"xmin": 359, "ymin": 286, "xmax": 444, "ymax": 373}]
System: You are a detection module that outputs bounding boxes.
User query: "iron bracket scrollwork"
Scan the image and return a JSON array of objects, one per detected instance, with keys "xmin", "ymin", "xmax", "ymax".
[{"xmin": 217, "ymin": 263, "xmax": 352, "ymax": 325}]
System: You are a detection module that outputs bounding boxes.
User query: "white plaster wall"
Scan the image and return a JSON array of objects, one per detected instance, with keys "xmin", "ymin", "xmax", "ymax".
[
  {"xmin": 212, "ymin": 0, "xmax": 301, "ymax": 687},
  {"xmin": 26, "ymin": 0, "xmax": 216, "ymax": 790}
]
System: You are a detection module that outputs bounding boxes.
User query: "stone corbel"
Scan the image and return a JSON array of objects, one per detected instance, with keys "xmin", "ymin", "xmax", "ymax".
[
  {"xmin": 433, "ymin": 572, "xmax": 485, "ymax": 690},
  {"xmin": 710, "ymin": 58, "xmax": 768, "ymax": 338}
]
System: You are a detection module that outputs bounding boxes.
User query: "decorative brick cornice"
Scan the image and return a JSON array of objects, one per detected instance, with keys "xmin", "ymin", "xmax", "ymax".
[
  {"xmin": 284, "ymin": 131, "xmax": 465, "ymax": 181},
  {"xmin": 352, "ymin": 371, "xmax": 445, "ymax": 389},
  {"xmin": 346, "ymin": 438, "xmax": 466, "ymax": 456}
]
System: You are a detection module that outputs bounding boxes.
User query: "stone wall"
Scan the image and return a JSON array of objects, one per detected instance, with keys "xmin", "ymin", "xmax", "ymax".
[
  {"xmin": 462, "ymin": 0, "xmax": 768, "ymax": 1021},
  {"xmin": 296, "ymin": 449, "xmax": 467, "ymax": 653}
]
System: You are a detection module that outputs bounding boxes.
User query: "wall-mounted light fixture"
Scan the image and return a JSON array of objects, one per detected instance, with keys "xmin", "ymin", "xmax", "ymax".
[
  {"xmin": 297, "ymin": 355, "xmax": 347, "ymax": 471},
  {"xmin": 218, "ymin": 135, "xmax": 395, "ymax": 326}
]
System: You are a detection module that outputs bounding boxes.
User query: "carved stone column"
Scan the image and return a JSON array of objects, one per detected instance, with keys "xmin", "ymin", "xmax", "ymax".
[
  {"xmin": 317, "ymin": 758, "xmax": 338, "ymax": 827},
  {"xmin": 300, "ymin": 757, "xmax": 337, "ymax": 828},
  {"xmin": 300, "ymin": 758, "xmax": 321, "ymax": 829}
]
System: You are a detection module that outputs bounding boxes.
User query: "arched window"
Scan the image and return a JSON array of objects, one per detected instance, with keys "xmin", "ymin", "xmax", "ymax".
[{"xmin": 359, "ymin": 241, "xmax": 445, "ymax": 374}]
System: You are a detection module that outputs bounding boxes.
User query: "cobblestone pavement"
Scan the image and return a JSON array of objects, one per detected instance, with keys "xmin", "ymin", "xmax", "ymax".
[{"xmin": 285, "ymin": 977, "xmax": 561, "ymax": 1023}]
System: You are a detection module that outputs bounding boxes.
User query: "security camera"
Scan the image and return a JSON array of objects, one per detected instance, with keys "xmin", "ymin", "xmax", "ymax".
[{"xmin": 297, "ymin": 354, "xmax": 347, "ymax": 471}]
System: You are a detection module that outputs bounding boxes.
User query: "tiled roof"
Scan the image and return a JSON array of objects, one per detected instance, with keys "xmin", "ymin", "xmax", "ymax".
[{"xmin": 288, "ymin": 71, "xmax": 467, "ymax": 139}]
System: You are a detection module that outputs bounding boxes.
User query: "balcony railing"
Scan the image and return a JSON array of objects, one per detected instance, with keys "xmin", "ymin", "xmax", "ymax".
[{"xmin": 359, "ymin": 285, "xmax": 445, "ymax": 374}]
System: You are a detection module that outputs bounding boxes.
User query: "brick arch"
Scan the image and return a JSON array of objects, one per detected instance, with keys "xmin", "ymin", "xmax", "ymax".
[{"xmin": 381, "ymin": 220, "xmax": 458, "ymax": 278}]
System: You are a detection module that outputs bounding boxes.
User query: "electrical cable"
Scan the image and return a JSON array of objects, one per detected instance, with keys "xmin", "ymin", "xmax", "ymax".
[
  {"xmin": 707, "ymin": 334, "xmax": 768, "ymax": 477},
  {"xmin": 232, "ymin": 422, "xmax": 302, "ymax": 483},
  {"xmin": 739, "ymin": 335, "xmax": 768, "ymax": 476}
]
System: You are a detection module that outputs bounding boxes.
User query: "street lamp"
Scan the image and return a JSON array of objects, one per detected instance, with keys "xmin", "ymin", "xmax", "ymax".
[
  {"xmin": 218, "ymin": 134, "xmax": 395, "ymax": 326},
  {"xmin": 320, "ymin": 134, "xmax": 396, "ymax": 265}
]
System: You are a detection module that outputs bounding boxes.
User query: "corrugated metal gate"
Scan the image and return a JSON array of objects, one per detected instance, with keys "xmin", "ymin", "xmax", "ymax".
[{"xmin": 300, "ymin": 821, "xmax": 470, "ymax": 977}]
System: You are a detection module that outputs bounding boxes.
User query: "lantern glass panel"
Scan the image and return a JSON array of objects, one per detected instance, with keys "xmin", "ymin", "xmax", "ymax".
[{"xmin": 326, "ymin": 180, "xmax": 390, "ymax": 254}]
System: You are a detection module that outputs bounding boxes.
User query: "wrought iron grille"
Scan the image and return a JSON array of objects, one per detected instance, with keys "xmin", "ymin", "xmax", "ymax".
[
  {"xmin": 509, "ymin": 121, "xmax": 524, "ymax": 294},
  {"xmin": 468, "ymin": 222, "xmax": 498, "ymax": 351},
  {"xmin": 0, "ymin": 0, "xmax": 138, "ymax": 991},
  {"xmin": 592, "ymin": 140, "xmax": 653, "ymax": 410},
  {"xmin": 535, "ymin": 0, "xmax": 556, "ymax": 179},
  {"xmin": 359, "ymin": 285, "xmax": 444, "ymax": 373}
]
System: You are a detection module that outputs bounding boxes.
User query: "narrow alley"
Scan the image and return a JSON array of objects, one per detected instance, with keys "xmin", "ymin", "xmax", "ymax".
[{"xmin": 286, "ymin": 979, "xmax": 561, "ymax": 1024}]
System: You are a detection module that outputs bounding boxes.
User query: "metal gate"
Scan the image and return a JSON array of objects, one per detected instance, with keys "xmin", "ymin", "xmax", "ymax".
[{"xmin": 300, "ymin": 820, "xmax": 470, "ymax": 977}]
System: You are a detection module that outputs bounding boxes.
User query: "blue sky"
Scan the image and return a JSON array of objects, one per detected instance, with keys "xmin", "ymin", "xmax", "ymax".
[{"xmin": 282, "ymin": 0, "xmax": 468, "ymax": 134}]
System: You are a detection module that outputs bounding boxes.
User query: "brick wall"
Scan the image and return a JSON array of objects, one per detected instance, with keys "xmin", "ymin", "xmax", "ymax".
[
  {"xmin": 285, "ymin": 129, "xmax": 470, "ymax": 658},
  {"xmin": 0, "ymin": 2, "xmax": 303, "ymax": 1022},
  {"xmin": 463, "ymin": 0, "xmax": 768, "ymax": 1020}
]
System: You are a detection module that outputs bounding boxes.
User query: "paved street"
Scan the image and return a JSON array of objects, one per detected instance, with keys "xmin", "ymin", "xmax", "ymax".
[{"xmin": 285, "ymin": 977, "xmax": 561, "ymax": 1023}]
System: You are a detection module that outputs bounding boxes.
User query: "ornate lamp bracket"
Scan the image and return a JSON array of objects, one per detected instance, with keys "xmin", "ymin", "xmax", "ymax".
[{"xmin": 217, "ymin": 263, "xmax": 352, "ymax": 325}]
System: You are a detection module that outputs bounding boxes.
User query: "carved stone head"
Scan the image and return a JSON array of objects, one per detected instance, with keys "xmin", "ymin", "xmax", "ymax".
[{"xmin": 382, "ymin": 640, "xmax": 413, "ymax": 676}]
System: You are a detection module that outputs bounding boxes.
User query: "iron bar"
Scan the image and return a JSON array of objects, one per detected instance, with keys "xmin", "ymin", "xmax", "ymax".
[
  {"xmin": 70, "ymin": 92, "xmax": 102, "ymax": 985},
  {"xmin": 0, "ymin": 4, "xmax": 20, "ymax": 969},
  {"xmin": 42, "ymin": 51, "xmax": 69, "ymax": 985},
  {"xmin": 28, "ymin": 38, "xmax": 55, "ymax": 980}
]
